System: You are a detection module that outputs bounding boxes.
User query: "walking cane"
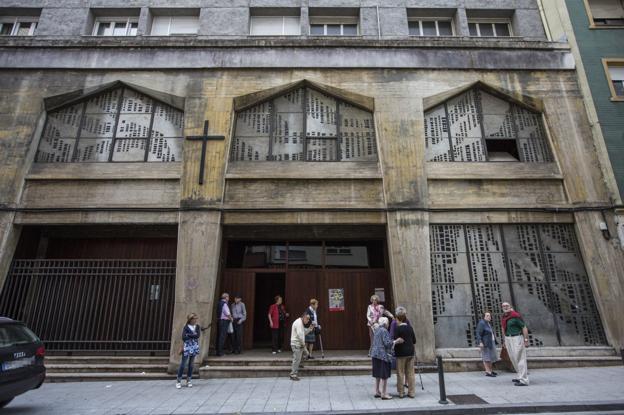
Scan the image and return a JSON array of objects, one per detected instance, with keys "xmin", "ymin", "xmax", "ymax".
[
  {"xmin": 416, "ymin": 359, "xmax": 424, "ymax": 390},
  {"xmin": 318, "ymin": 333, "xmax": 325, "ymax": 358}
]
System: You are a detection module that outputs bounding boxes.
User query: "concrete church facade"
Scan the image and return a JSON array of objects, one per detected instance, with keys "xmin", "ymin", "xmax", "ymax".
[{"xmin": 0, "ymin": 0, "xmax": 623, "ymax": 371}]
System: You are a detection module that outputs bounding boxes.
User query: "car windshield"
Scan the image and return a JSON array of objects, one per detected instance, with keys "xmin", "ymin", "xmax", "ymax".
[{"xmin": 0, "ymin": 323, "xmax": 40, "ymax": 348}]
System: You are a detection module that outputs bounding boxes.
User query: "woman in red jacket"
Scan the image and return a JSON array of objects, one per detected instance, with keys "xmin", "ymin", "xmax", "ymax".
[{"xmin": 268, "ymin": 295, "xmax": 289, "ymax": 354}]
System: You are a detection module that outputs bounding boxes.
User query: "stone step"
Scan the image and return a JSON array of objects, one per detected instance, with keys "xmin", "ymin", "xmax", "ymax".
[
  {"xmin": 45, "ymin": 363, "xmax": 169, "ymax": 373},
  {"xmin": 45, "ymin": 356, "xmax": 169, "ymax": 365},
  {"xmin": 45, "ymin": 372, "xmax": 175, "ymax": 383},
  {"xmin": 437, "ymin": 346, "xmax": 619, "ymax": 359},
  {"xmin": 205, "ymin": 357, "xmax": 371, "ymax": 367},
  {"xmin": 200, "ymin": 364, "xmax": 438, "ymax": 379}
]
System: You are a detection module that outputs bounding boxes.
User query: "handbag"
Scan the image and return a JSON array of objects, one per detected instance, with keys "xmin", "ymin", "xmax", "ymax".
[{"xmin": 227, "ymin": 321, "xmax": 234, "ymax": 334}]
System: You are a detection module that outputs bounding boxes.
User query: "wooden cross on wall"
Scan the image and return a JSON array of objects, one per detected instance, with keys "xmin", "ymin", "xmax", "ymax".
[{"xmin": 185, "ymin": 120, "xmax": 225, "ymax": 185}]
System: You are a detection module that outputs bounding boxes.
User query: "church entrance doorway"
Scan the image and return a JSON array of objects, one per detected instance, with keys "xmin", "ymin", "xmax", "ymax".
[{"xmin": 218, "ymin": 229, "xmax": 392, "ymax": 351}]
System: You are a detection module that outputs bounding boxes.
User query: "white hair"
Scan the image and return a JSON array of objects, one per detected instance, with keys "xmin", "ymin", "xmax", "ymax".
[{"xmin": 378, "ymin": 317, "xmax": 389, "ymax": 328}]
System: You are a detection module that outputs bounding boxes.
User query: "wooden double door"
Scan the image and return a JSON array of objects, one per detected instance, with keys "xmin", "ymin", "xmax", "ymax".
[{"xmin": 220, "ymin": 268, "xmax": 391, "ymax": 350}]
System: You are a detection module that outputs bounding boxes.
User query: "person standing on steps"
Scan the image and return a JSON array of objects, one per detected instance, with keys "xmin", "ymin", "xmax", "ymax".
[
  {"xmin": 268, "ymin": 295, "xmax": 289, "ymax": 354},
  {"xmin": 216, "ymin": 293, "xmax": 232, "ymax": 356},
  {"xmin": 304, "ymin": 298, "xmax": 321, "ymax": 359},
  {"xmin": 289, "ymin": 312, "xmax": 313, "ymax": 381},
  {"xmin": 176, "ymin": 313, "xmax": 200, "ymax": 389},
  {"xmin": 476, "ymin": 311, "xmax": 498, "ymax": 377},
  {"xmin": 231, "ymin": 294, "xmax": 247, "ymax": 354},
  {"xmin": 501, "ymin": 302, "xmax": 530, "ymax": 386}
]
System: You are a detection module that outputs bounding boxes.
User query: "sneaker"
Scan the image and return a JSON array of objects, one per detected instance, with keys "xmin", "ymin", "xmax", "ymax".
[
  {"xmin": 272, "ymin": 351, "xmax": 277, "ymax": 355},
  {"xmin": 514, "ymin": 382, "xmax": 528, "ymax": 387},
  {"xmin": 187, "ymin": 381, "xmax": 193, "ymax": 388},
  {"xmin": 176, "ymin": 382, "xmax": 182, "ymax": 389},
  {"xmin": 290, "ymin": 375, "xmax": 300, "ymax": 381},
  {"xmin": 277, "ymin": 349, "xmax": 282, "ymax": 353},
  {"xmin": 485, "ymin": 372, "xmax": 496, "ymax": 377}
]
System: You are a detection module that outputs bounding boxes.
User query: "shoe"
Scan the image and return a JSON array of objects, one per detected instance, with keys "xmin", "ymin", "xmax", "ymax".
[
  {"xmin": 514, "ymin": 382, "xmax": 528, "ymax": 386},
  {"xmin": 308, "ymin": 355, "xmax": 315, "ymax": 359},
  {"xmin": 491, "ymin": 371, "xmax": 498, "ymax": 375},
  {"xmin": 374, "ymin": 393, "xmax": 381, "ymax": 398},
  {"xmin": 512, "ymin": 379, "xmax": 520, "ymax": 383},
  {"xmin": 290, "ymin": 375, "xmax": 300, "ymax": 381},
  {"xmin": 398, "ymin": 394, "xmax": 405, "ymax": 399},
  {"xmin": 381, "ymin": 395, "xmax": 393, "ymax": 400},
  {"xmin": 408, "ymin": 395, "xmax": 416, "ymax": 399},
  {"xmin": 485, "ymin": 372, "xmax": 496, "ymax": 377},
  {"xmin": 187, "ymin": 382, "xmax": 193, "ymax": 388},
  {"xmin": 278, "ymin": 349, "xmax": 282, "ymax": 353},
  {"xmin": 272, "ymin": 351, "xmax": 277, "ymax": 355},
  {"xmin": 175, "ymin": 382, "xmax": 182, "ymax": 389}
]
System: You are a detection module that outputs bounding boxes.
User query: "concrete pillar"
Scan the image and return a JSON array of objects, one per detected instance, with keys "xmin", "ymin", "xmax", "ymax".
[
  {"xmin": 0, "ymin": 213, "xmax": 21, "ymax": 295},
  {"xmin": 455, "ymin": 7, "xmax": 470, "ymax": 37},
  {"xmin": 574, "ymin": 211, "xmax": 624, "ymax": 350},
  {"xmin": 168, "ymin": 211, "xmax": 222, "ymax": 372},
  {"xmin": 386, "ymin": 211, "xmax": 435, "ymax": 362}
]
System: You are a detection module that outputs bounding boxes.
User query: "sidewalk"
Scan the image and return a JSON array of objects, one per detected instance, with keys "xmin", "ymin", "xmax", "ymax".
[{"xmin": 5, "ymin": 366, "xmax": 624, "ymax": 414}]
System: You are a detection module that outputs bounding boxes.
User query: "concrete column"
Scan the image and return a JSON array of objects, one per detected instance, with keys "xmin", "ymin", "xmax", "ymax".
[
  {"xmin": 0, "ymin": 213, "xmax": 20, "ymax": 295},
  {"xmin": 574, "ymin": 211, "xmax": 624, "ymax": 350},
  {"xmin": 455, "ymin": 7, "xmax": 470, "ymax": 37},
  {"xmin": 386, "ymin": 211, "xmax": 435, "ymax": 362},
  {"xmin": 168, "ymin": 211, "xmax": 222, "ymax": 372}
]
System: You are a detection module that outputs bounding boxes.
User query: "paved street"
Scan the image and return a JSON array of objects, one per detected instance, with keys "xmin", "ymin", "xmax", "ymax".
[{"xmin": 3, "ymin": 366, "xmax": 624, "ymax": 414}]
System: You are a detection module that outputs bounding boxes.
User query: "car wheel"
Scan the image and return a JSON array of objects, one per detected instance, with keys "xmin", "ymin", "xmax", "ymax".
[{"xmin": 0, "ymin": 398, "xmax": 14, "ymax": 408}]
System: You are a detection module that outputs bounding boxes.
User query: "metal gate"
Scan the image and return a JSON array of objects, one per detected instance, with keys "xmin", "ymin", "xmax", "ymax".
[{"xmin": 0, "ymin": 259, "xmax": 175, "ymax": 352}]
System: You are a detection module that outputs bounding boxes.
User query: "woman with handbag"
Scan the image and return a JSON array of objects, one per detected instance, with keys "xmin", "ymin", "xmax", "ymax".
[
  {"xmin": 176, "ymin": 313, "xmax": 200, "ymax": 389},
  {"xmin": 304, "ymin": 299, "xmax": 321, "ymax": 359}
]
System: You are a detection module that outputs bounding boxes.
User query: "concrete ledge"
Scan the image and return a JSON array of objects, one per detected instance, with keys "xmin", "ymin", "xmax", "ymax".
[
  {"xmin": 226, "ymin": 161, "xmax": 381, "ymax": 180},
  {"xmin": 27, "ymin": 162, "xmax": 182, "ymax": 181},
  {"xmin": 426, "ymin": 162, "xmax": 562, "ymax": 180}
]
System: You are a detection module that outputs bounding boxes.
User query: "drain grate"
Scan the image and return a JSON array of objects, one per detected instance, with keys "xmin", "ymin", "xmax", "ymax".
[{"xmin": 447, "ymin": 394, "xmax": 488, "ymax": 405}]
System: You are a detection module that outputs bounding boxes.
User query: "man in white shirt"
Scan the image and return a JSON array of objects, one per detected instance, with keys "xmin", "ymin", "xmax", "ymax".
[{"xmin": 290, "ymin": 313, "xmax": 312, "ymax": 381}]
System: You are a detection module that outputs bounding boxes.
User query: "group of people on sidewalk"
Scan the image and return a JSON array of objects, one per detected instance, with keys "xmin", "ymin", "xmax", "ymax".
[{"xmin": 174, "ymin": 292, "xmax": 530, "ymax": 392}]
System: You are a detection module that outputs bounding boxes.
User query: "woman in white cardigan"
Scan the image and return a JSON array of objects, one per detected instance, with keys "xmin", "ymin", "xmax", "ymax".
[{"xmin": 366, "ymin": 294, "xmax": 394, "ymax": 356}]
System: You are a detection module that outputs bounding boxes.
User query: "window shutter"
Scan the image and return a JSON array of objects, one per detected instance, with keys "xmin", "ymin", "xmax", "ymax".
[
  {"xmin": 170, "ymin": 16, "xmax": 199, "ymax": 34},
  {"xmin": 151, "ymin": 16, "xmax": 170, "ymax": 35},
  {"xmin": 283, "ymin": 17, "xmax": 301, "ymax": 35},
  {"xmin": 589, "ymin": 0, "xmax": 624, "ymax": 19},
  {"xmin": 609, "ymin": 66, "xmax": 624, "ymax": 81},
  {"xmin": 250, "ymin": 17, "xmax": 281, "ymax": 35}
]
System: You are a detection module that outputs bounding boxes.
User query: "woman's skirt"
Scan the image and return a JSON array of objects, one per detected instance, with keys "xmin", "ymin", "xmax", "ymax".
[
  {"xmin": 372, "ymin": 357, "xmax": 391, "ymax": 379},
  {"xmin": 481, "ymin": 345, "xmax": 498, "ymax": 363},
  {"xmin": 305, "ymin": 331, "xmax": 316, "ymax": 344}
]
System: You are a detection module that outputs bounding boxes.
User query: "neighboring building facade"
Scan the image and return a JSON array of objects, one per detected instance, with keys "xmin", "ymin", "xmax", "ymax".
[{"xmin": 0, "ymin": 1, "xmax": 623, "ymax": 370}]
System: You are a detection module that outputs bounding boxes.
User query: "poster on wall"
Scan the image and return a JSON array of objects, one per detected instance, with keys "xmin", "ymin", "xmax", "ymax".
[
  {"xmin": 375, "ymin": 288, "xmax": 385, "ymax": 302},
  {"xmin": 328, "ymin": 288, "xmax": 345, "ymax": 311}
]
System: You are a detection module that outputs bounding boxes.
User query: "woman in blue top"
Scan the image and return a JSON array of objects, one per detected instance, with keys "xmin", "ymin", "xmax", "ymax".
[
  {"xmin": 475, "ymin": 311, "xmax": 498, "ymax": 377},
  {"xmin": 176, "ymin": 313, "xmax": 201, "ymax": 389},
  {"xmin": 371, "ymin": 317, "xmax": 403, "ymax": 400}
]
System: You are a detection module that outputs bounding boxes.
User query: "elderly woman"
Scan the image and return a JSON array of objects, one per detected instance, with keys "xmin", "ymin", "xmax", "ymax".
[
  {"xmin": 476, "ymin": 311, "xmax": 498, "ymax": 377},
  {"xmin": 366, "ymin": 294, "xmax": 394, "ymax": 356},
  {"xmin": 371, "ymin": 317, "xmax": 403, "ymax": 400}
]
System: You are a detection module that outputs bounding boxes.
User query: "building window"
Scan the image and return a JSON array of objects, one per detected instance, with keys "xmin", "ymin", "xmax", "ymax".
[
  {"xmin": 408, "ymin": 19, "xmax": 454, "ymax": 36},
  {"xmin": 468, "ymin": 20, "xmax": 512, "ymax": 37},
  {"xmin": 431, "ymin": 224, "xmax": 607, "ymax": 348},
  {"xmin": 603, "ymin": 59, "xmax": 624, "ymax": 100},
  {"xmin": 586, "ymin": 0, "xmax": 624, "ymax": 26},
  {"xmin": 0, "ymin": 17, "xmax": 37, "ymax": 36},
  {"xmin": 250, "ymin": 16, "xmax": 300, "ymax": 36},
  {"xmin": 309, "ymin": 14, "xmax": 359, "ymax": 36},
  {"xmin": 36, "ymin": 86, "xmax": 184, "ymax": 163},
  {"xmin": 93, "ymin": 18, "xmax": 138, "ymax": 36},
  {"xmin": 424, "ymin": 87, "xmax": 553, "ymax": 162},
  {"xmin": 151, "ymin": 15, "xmax": 199, "ymax": 35},
  {"xmin": 231, "ymin": 87, "xmax": 377, "ymax": 162}
]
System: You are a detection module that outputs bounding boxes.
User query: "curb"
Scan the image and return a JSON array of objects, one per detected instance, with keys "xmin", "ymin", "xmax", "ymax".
[{"xmin": 212, "ymin": 400, "xmax": 624, "ymax": 415}]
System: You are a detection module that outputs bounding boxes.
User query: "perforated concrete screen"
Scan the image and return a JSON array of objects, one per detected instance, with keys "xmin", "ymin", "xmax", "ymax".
[
  {"xmin": 425, "ymin": 88, "xmax": 553, "ymax": 162},
  {"xmin": 231, "ymin": 87, "xmax": 377, "ymax": 162},
  {"xmin": 431, "ymin": 224, "xmax": 606, "ymax": 348},
  {"xmin": 37, "ymin": 86, "xmax": 184, "ymax": 163}
]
